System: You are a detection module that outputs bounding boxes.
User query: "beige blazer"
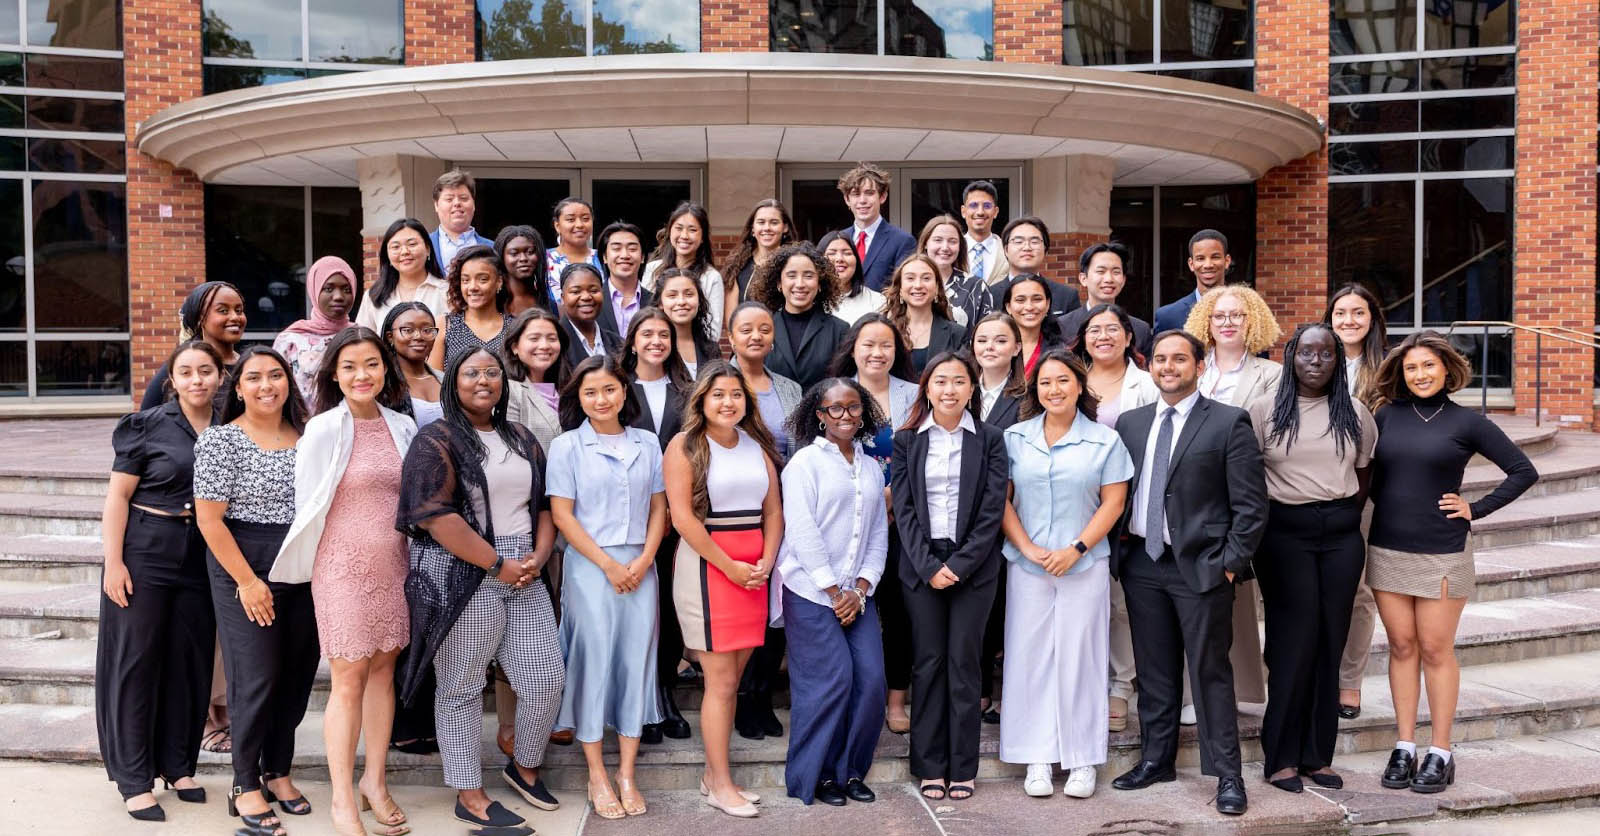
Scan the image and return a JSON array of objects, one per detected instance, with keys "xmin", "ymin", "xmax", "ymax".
[{"xmin": 1228, "ymin": 355, "xmax": 1283, "ymax": 409}]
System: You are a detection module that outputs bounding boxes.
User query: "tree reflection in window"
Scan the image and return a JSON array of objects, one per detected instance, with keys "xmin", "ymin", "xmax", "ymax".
[{"xmin": 476, "ymin": 0, "xmax": 695, "ymax": 60}]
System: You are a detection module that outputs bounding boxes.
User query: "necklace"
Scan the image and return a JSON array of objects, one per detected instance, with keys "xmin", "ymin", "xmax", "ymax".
[{"xmin": 1412, "ymin": 402, "xmax": 1446, "ymax": 423}]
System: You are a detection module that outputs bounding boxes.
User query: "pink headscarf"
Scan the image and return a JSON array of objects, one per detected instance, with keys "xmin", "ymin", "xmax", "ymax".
[{"xmin": 282, "ymin": 255, "xmax": 358, "ymax": 337}]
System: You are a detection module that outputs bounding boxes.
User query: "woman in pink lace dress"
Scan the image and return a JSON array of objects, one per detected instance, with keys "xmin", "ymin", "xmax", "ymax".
[{"xmin": 271, "ymin": 327, "xmax": 417, "ymax": 836}]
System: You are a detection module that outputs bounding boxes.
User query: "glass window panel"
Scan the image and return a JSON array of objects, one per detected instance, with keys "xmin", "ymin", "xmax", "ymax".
[
  {"xmin": 203, "ymin": 65, "xmax": 309, "ymax": 94},
  {"xmin": 1330, "ymin": 60, "xmax": 1417, "ymax": 96},
  {"xmin": 907, "ymin": 177, "xmax": 1010, "ymax": 244},
  {"xmin": 1424, "ymin": 0, "xmax": 1514, "ymax": 51},
  {"xmin": 476, "ymin": 0, "xmax": 586, "ymax": 60},
  {"xmin": 0, "ymin": 51, "xmax": 21, "ymax": 86},
  {"xmin": 1420, "ymin": 94, "xmax": 1513, "ymax": 132},
  {"xmin": 33, "ymin": 180, "xmax": 127, "ymax": 332},
  {"xmin": 0, "ymin": 342, "xmax": 23, "ymax": 395},
  {"xmin": 0, "ymin": 180, "xmax": 21, "ymax": 331},
  {"xmin": 1329, "ymin": 140, "xmax": 1417, "ymax": 176},
  {"xmin": 205, "ymin": 185, "xmax": 307, "ymax": 332},
  {"xmin": 589, "ymin": 179, "xmax": 692, "ymax": 246},
  {"xmin": 1160, "ymin": 0, "xmax": 1251, "ymax": 62},
  {"xmin": 1108, "ymin": 187, "xmax": 1154, "ymax": 320},
  {"xmin": 309, "ymin": 0, "xmax": 403, "ymax": 64},
  {"xmin": 28, "ymin": 137, "xmax": 125, "ymax": 174},
  {"xmin": 886, "ymin": 1, "xmax": 992, "ymax": 60},
  {"xmin": 1330, "ymin": 0, "xmax": 1417, "ymax": 57},
  {"xmin": 26, "ymin": 0, "xmax": 119, "ymax": 49},
  {"xmin": 309, "ymin": 187, "xmax": 364, "ymax": 301},
  {"xmin": 771, "ymin": 0, "xmax": 877, "ymax": 55},
  {"xmin": 789, "ymin": 178, "xmax": 853, "ymax": 245},
  {"xmin": 1328, "ymin": 99, "xmax": 1417, "ymax": 135},
  {"xmin": 1421, "ymin": 177, "xmax": 1511, "ymax": 325},
  {"xmin": 34, "ymin": 339, "xmax": 130, "ymax": 396},
  {"xmin": 0, "ymin": 93, "xmax": 20, "ymax": 129},
  {"xmin": 593, "ymin": 0, "xmax": 698, "ymax": 55},
  {"xmin": 1152, "ymin": 66, "xmax": 1253, "ymax": 91},
  {"xmin": 1159, "ymin": 184, "xmax": 1255, "ymax": 305},
  {"xmin": 25, "ymin": 95, "xmax": 123, "ymax": 133},
  {"xmin": 0, "ymin": 135, "xmax": 22, "ymax": 170},
  {"xmin": 1422, "ymin": 135, "xmax": 1510, "ymax": 172},
  {"xmin": 0, "ymin": 5, "xmax": 17, "ymax": 45},
  {"xmin": 1422, "ymin": 54, "xmax": 1513, "ymax": 90},
  {"xmin": 23, "ymin": 54, "xmax": 123, "ymax": 91},
  {"xmin": 203, "ymin": 0, "xmax": 302, "ymax": 60},
  {"xmin": 1063, "ymin": 0, "xmax": 1155, "ymax": 65},
  {"xmin": 472, "ymin": 178, "xmax": 573, "ymax": 252},
  {"xmin": 1329, "ymin": 181, "xmax": 1414, "ymax": 326}
]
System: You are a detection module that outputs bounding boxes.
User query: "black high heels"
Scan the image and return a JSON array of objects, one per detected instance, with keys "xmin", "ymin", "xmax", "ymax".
[
  {"xmin": 161, "ymin": 776, "xmax": 207, "ymax": 803},
  {"xmin": 228, "ymin": 787, "xmax": 286, "ymax": 836},
  {"xmin": 123, "ymin": 792, "xmax": 166, "ymax": 822},
  {"xmin": 261, "ymin": 774, "xmax": 312, "ymax": 816}
]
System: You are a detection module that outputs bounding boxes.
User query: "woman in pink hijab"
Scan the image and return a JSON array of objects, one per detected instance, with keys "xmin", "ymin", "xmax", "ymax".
[{"xmin": 273, "ymin": 256, "xmax": 360, "ymax": 409}]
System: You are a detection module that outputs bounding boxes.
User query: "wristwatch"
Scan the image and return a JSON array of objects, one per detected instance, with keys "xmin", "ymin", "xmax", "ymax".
[{"xmin": 1070, "ymin": 540, "xmax": 1088, "ymax": 555}]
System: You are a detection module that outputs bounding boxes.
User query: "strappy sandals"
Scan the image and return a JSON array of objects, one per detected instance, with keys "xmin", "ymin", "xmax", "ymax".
[
  {"xmin": 360, "ymin": 792, "xmax": 411, "ymax": 835},
  {"xmin": 588, "ymin": 777, "xmax": 626, "ymax": 820}
]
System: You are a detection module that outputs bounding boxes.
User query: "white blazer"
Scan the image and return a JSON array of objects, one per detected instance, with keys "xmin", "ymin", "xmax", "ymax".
[
  {"xmin": 270, "ymin": 401, "xmax": 417, "ymax": 583},
  {"xmin": 1119, "ymin": 362, "xmax": 1161, "ymax": 411}
]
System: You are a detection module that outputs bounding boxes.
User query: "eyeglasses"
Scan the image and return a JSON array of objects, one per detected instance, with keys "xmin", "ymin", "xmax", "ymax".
[
  {"xmin": 819, "ymin": 403, "xmax": 865, "ymax": 419},
  {"xmin": 460, "ymin": 367, "xmax": 504, "ymax": 381},
  {"xmin": 965, "ymin": 201, "xmax": 996, "ymax": 211},
  {"xmin": 1294, "ymin": 348, "xmax": 1337, "ymax": 363},
  {"xmin": 386, "ymin": 239, "xmax": 425, "ymax": 253},
  {"xmin": 1008, "ymin": 236, "xmax": 1045, "ymax": 248},
  {"xmin": 1085, "ymin": 324, "xmax": 1124, "ymax": 338},
  {"xmin": 1210, "ymin": 312, "xmax": 1247, "ymax": 325},
  {"xmin": 396, "ymin": 326, "xmax": 440, "ymax": 339}
]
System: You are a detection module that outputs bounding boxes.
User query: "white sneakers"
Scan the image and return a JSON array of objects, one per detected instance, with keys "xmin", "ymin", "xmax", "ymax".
[
  {"xmin": 1180, "ymin": 703, "xmax": 1198, "ymax": 726},
  {"xmin": 1063, "ymin": 766, "xmax": 1096, "ymax": 798},
  {"xmin": 1023, "ymin": 764, "xmax": 1053, "ymax": 797}
]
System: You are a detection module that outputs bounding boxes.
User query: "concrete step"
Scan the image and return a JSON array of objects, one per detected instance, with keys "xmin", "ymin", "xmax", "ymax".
[
  {"xmin": 0, "ymin": 534, "xmax": 102, "ymax": 583},
  {"xmin": 1468, "ymin": 487, "xmax": 1600, "ymax": 549},
  {"xmin": 0, "ymin": 492, "xmax": 102, "ymax": 538},
  {"xmin": 1470, "ymin": 535, "xmax": 1600, "ymax": 602},
  {"xmin": 1363, "ymin": 587, "xmax": 1600, "ymax": 676},
  {"xmin": 6, "ymin": 650, "xmax": 1600, "ymax": 793},
  {"xmin": 1462, "ymin": 434, "xmax": 1600, "ymax": 502}
]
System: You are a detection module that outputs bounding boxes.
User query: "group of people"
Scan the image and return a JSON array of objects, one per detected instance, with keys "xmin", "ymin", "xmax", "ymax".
[{"xmin": 96, "ymin": 164, "xmax": 1538, "ymax": 834}]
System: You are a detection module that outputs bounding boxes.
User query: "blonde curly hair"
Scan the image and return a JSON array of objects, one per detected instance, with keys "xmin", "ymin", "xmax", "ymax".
[{"xmin": 1183, "ymin": 284, "xmax": 1282, "ymax": 355}]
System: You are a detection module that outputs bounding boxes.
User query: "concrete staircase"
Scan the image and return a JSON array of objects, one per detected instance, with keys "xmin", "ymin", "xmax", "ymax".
[{"xmin": 3, "ymin": 416, "xmax": 1600, "ymax": 829}]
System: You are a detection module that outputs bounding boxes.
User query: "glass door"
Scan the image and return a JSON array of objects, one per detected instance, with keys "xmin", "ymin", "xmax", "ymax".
[
  {"xmin": 782, "ymin": 164, "xmax": 1022, "ymax": 243},
  {"xmin": 469, "ymin": 168, "xmax": 579, "ymax": 252},
  {"xmin": 468, "ymin": 167, "xmax": 702, "ymax": 252},
  {"xmin": 582, "ymin": 169, "xmax": 701, "ymax": 244}
]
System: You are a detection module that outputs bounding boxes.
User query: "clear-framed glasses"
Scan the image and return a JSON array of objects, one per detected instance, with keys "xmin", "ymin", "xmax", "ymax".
[
  {"xmin": 965, "ymin": 200, "xmax": 996, "ymax": 211},
  {"xmin": 396, "ymin": 326, "xmax": 440, "ymax": 339},
  {"xmin": 1210, "ymin": 312, "xmax": 1247, "ymax": 325},
  {"xmin": 460, "ymin": 367, "xmax": 504, "ymax": 381},
  {"xmin": 386, "ymin": 239, "xmax": 425, "ymax": 253},
  {"xmin": 1008, "ymin": 236, "xmax": 1045, "ymax": 248},
  {"xmin": 819, "ymin": 403, "xmax": 865, "ymax": 419},
  {"xmin": 1085, "ymin": 324, "xmax": 1124, "ymax": 338},
  {"xmin": 1295, "ymin": 348, "xmax": 1337, "ymax": 363}
]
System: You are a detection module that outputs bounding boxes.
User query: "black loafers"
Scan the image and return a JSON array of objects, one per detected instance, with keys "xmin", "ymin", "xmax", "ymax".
[
  {"xmin": 454, "ymin": 798, "xmax": 525, "ymax": 828},
  {"xmin": 1381, "ymin": 748, "xmax": 1417, "ymax": 789},
  {"xmin": 1216, "ymin": 776, "xmax": 1248, "ymax": 816},
  {"xmin": 814, "ymin": 780, "xmax": 847, "ymax": 807},
  {"xmin": 1409, "ymin": 753, "xmax": 1455, "ymax": 794},
  {"xmin": 844, "ymin": 778, "xmax": 876, "ymax": 803},
  {"xmin": 1112, "ymin": 760, "xmax": 1176, "ymax": 790},
  {"xmin": 640, "ymin": 723, "xmax": 664, "ymax": 745}
]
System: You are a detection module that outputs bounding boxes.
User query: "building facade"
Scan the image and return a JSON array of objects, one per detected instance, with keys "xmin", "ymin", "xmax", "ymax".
[{"xmin": 1, "ymin": 1, "xmax": 1592, "ymax": 427}]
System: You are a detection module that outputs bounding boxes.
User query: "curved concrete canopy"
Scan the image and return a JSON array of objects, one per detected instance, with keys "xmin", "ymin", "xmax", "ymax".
[{"xmin": 136, "ymin": 53, "xmax": 1324, "ymax": 187}]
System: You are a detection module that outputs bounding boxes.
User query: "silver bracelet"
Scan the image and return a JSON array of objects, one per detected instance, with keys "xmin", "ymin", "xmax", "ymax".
[{"xmin": 851, "ymin": 587, "xmax": 867, "ymax": 606}]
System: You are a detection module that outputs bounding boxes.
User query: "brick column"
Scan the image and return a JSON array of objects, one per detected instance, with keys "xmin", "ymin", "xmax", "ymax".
[
  {"xmin": 1253, "ymin": 0, "xmax": 1328, "ymax": 356},
  {"xmin": 405, "ymin": 0, "xmax": 476, "ymax": 65},
  {"xmin": 1514, "ymin": 3, "xmax": 1597, "ymax": 428},
  {"xmin": 704, "ymin": 0, "xmax": 766, "ymax": 51},
  {"xmin": 125, "ymin": 0, "xmax": 206, "ymax": 401},
  {"xmin": 994, "ymin": 0, "xmax": 1062, "ymax": 64}
]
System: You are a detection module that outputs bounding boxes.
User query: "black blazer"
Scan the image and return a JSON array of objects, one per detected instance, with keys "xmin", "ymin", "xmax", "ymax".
[
  {"xmin": 595, "ymin": 281, "xmax": 654, "ymax": 341},
  {"xmin": 768, "ymin": 308, "xmax": 848, "ymax": 390},
  {"xmin": 988, "ymin": 275, "xmax": 1082, "ymax": 318},
  {"xmin": 629, "ymin": 379, "xmax": 684, "ymax": 451},
  {"xmin": 1110, "ymin": 395, "xmax": 1267, "ymax": 593},
  {"xmin": 845, "ymin": 222, "xmax": 918, "ymax": 292},
  {"xmin": 1059, "ymin": 307, "xmax": 1153, "ymax": 360},
  {"xmin": 890, "ymin": 421, "xmax": 1009, "ymax": 590},
  {"xmin": 983, "ymin": 391, "xmax": 1022, "ymax": 429},
  {"xmin": 559, "ymin": 317, "xmax": 622, "ymax": 373}
]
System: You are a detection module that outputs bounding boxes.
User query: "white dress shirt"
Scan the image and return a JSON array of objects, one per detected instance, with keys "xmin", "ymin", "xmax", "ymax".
[
  {"xmin": 965, "ymin": 232, "xmax": 999, "ymax": 280},
  {"xmin": 777, "ymin": 437, "xmax": 889, "ymax": 608},
  {"xmin": 1199, "ymin": 350, "xmax": 1247, "ymax": 404},
  {"xmin": 852, "ymin": 215, "xmax": 884, "ymax": 257},
  {"xmin": 980, "ymin": 379, "xmax": 1006, "ymax": 421},
  {"xmin": 1128, "ymin": 389, "xmax": 1200, "ymax": 546},
  {"xmin": 919, "ymin": 410, "xmax": 975, "ymax": 540}
]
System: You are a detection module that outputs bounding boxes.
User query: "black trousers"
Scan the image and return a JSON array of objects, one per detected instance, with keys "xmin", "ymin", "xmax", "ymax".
[
  {"xmin": 1256, "ymin": 497, "xmax": 1366, "ymax": 776},
  {"xmin": 1121, "ymin": 538, "xmax": 1241, "ymax": 778},
  {"xmin": 876, "ymin": 526, "xmax": 913, "ymax": 691},
  {"xmin": 392, "ymin": 648, "xmax": 436, "ymax": 742},
  {"xmin": 903, "ymin": 540, "xmax": 997, "ymax": 782},
  {"xmin": 979, "ymin": 567, "xmax": 1007, "ymax": 701},
  {"xmin": 208, "ymin": 519, "xmax": 320, "ymax": 793},
  {"xmin": 96, "ymin": 510, "xmax": 216, "ymax": 797}
]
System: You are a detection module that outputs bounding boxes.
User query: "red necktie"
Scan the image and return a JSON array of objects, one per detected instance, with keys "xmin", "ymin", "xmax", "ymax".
[{"xmin": 855, "ymin": 230, "xmax": 867, "ymax": 262}]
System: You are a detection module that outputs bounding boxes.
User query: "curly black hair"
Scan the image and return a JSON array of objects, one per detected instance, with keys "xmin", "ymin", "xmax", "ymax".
[{"xmin": 785, "ymin": 377, "xmax": 886, "ymax": 448}]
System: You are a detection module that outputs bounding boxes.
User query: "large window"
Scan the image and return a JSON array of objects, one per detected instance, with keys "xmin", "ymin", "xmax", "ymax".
[
  {"xmin": 202, "ymin": 0, "xmax": 403, "ymax": 94},
  {"xmin": 1063, "ymin": 0, "xmax": 1254, "ymax": 91},
  {"xmin": 771, "ymin": 1, "xmax": 993, "ymax": 60},
  {"xmin": 476, "ymin": 0, "xmax": 699, "ymax": 60},
  {"xmin": 1329, "ymin": 1, "xmax": 1515, "ymax": 387},
  {"xmin": 1107, "ymin": 184, "xmax": 1256, "ymax": 324},
  {"xmin": 1, "ymin": 1, "xmax": 127, "ymax": 399}
]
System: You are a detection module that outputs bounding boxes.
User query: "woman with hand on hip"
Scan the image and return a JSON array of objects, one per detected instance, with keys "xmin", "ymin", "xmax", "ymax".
[
  {"xmin": 1000, "ymin": 349, "xmax": 1133, "ymax": 800},
  {"xmin": 271, "ymin": 328, "xmax": 416, "ymax": 835},
  {"xmin": 664, "ymin": 361, "xmax": 785, "ymax": 818}
]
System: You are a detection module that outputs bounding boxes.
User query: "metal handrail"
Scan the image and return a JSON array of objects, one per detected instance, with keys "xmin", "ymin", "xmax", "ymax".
[{"xmin": 1444, "ymin": 320, "xmax": 1600, "ymax": 426}]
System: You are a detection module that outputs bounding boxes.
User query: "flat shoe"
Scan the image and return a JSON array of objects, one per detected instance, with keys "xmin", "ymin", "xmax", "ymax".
[
  {"xmin": 704, "ymin": 792, "xmax": 758, "ymax": 818},
  {"xmin": 1301, "ymin": 770, "xmax": 1344, "ymax": 790},
  {"xmin": 1108, "ymin": 696, "xmax": 1129, "ymax": 733},
  {"xmin": 1268, "ymin": 775, "xmax": 1304, "ymax": 793},
  {"xmin": 453, "ymin": 799, "xmax": 524, "ymax": 828},
  {"xmin": 918, "ymin": 780, "xmax": 946, "ymax": 800},
  {"xmin": 700, "ymin": 779, "xmax": 759, "ymax": 804}
]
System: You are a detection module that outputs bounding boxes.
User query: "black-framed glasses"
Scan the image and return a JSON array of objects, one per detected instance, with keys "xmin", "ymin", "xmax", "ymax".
[
  {"xmin": 1294, "ymin": 348, "xmax": 1337, "ymax": 363},
  {"xmin": 819, "ymin": 403, "xmax": 865, "ymax": 419}
]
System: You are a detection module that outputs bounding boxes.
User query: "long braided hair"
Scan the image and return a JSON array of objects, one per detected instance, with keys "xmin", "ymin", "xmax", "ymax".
[{"xmin": 1265, "ymin": 323, "xmax": 1362, "ymax": 458}]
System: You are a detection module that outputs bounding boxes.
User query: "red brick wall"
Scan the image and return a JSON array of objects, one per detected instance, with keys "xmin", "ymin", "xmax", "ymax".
[
  {"xmin": 1514, "ymin": 2, "xmax": 1597, "ymax": 428},
  {"xmin": 362, "ymin": 235, "xmax": 383, "ymax": 302},
  {"xmin": 125, "ymin": 0, "xmax": 207, "ymax": 401},
  {"xmin": 405, "ymin": 0, "xmax": 476, "ymax": 65},
  {"xmin": 1253, "ymin": 0, "xmax": 1329, "ymax": 357},
  {"xmin": 994, "ymin": 0, "xmax": 1062, "ymax": 64},
  {"xmin": 704, "ymin": 0, "xmax": 766, "ymax": 52},
  {"xmin": 1050, "ymin": 232, "xmax": 1107, "ymax": 308}
]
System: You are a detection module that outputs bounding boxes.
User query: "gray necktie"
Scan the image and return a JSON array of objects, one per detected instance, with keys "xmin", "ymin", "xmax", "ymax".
[{"xmin": 1145, "ymin": 406, "xmax": 1177, "ymax": 561}]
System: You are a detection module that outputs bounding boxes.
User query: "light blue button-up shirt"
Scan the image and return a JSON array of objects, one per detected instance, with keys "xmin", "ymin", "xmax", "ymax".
[
  {"xmin": 545, "ymin": 421, "xmax": 664, "ymax": 548},
  {"xmin": 1002, "ymin": 411, "xmax": 1135, "ymax": 576}
]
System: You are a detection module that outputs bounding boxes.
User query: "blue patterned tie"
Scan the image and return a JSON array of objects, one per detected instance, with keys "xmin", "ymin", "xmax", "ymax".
[{"xmin": 1145, "ymin": 406, "xmax": 1176, "ymax": 561}]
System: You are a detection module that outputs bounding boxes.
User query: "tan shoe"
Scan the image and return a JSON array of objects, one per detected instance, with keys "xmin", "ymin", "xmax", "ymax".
[{"xmin": 1108, "ymin": 696, "xmax": 1129, "ymax": 733}]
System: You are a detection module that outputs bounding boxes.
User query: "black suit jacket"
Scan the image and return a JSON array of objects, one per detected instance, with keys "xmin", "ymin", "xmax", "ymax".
[
  {"xmin": 1111, "ymin": 395, "xmax": 1267, "ymax": 593},
  {"xmin": 559, "ymin": 317, "xmax": 622, "ymax": 373},
  {"xmin": 629, "ymin": 379, "xmax": 684, "ymax": 450},
  {"xmin": 846, "ymin": 223, "xmax": 918, "ymax": 292},
  {"xmin": 909, "ymin": 315, "xmax": 968, "ymax": 377},
  {"xmin": 595, "ymin": 281, "xmax": 654, "ymax": 341},
  {"xmin": 1058, "ymin": 307, "xmax": 1153, "ymax": 359},
  {"xmin": 768, "ymin": 309, "xmax": 848, "ymax": 390},
  {"xmin": 988, "ymin": 275, "xmax": 1083, "ymax": 318},
  {"xmin": 890, "ymin": 421, "xmax": 1009, "ymax": 590},
  {"xmin": 983, "ymin": 392, "xmax": 1022, "ymax": 429}
]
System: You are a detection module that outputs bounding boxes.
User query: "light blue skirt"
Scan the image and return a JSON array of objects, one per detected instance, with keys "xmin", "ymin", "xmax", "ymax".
[{"xmin": 555, "ymin": 543, "xmax": 662, "ymax": 741}]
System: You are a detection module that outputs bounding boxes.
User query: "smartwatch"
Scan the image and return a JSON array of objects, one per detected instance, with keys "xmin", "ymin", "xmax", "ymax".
[{"xmin": 1071, "ymin": 540, "xmax": 1089, "ymax": 555}]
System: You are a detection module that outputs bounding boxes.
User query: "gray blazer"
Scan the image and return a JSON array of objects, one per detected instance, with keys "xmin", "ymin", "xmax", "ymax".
[
  {"xmin": 506, "ymin": 379, "xmax": 563, "ymax": 450},
  {"xmin": 856, "ymin": 374, "xmax": 919, "ymax": 429}
]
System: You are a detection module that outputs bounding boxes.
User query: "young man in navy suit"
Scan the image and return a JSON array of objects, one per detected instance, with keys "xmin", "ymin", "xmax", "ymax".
[
  {"xmin": 838, "ymin": 162, "xmax": 917, "ymax": 292},
  {"xmin": 429, "ymin": 169, "xmax": 494, "ymax": 275},
  {"xmin": 1152, "ymin": 229, "xmax": 1231, "ymax": 334}
]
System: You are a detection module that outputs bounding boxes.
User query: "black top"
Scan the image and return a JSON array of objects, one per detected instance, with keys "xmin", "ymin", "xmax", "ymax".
[
  {"xmin": 1369, "ymin": 393, "xmax": 1538, "ymax": 554},
  {"xmin": 909, "ymin": 315, "xmax": 968, "ymax": 377},
  {"xmin": 736, "ymin": 261, "xmax": 756, "ymax": 297},
  {"xmin": 768, "ymin": 307, "xmax": 848, "ymax": 391},
  {"xmin": 111, "ymin": 400, "xmax": 210, "ymax": 515},
  {"xmin": 781, "ymin": 304, "xmax": 816, "ymax": 352}
]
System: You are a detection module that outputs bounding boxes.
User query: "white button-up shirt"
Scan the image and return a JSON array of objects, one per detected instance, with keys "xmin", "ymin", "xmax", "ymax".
[
  {"xmin": 1129, "ymin": 390, "xmax": 1200, "ymax": 546},
  {"xmin": 965, "ymin": 232, "xmax": 999, "ymax": 280},
  {"xmin": 852, "ymin": 215, "xmax": 883, "ymax": 258},
  {"xmin": 777, "ymin": 437, "xmax": 889, "ymax": 608},
  {"xmin": 1199, "ymin": 350, "xmax": 1247, "ymax": 404},
  {"xmin": 919, "ymin": 410, "xmax": 974, "ymax": 541}
]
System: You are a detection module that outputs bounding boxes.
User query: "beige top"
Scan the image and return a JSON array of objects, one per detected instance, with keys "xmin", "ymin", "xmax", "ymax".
[{"xmin": 1248, "ymin": 394, "xmax": 1378, "ymax": 505}]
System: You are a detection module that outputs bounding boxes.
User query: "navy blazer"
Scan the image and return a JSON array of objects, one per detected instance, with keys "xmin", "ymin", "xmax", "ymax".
[
  {"xmin": 1152, "ymin": 289, "xmax": 1200, "ymax": 335},
  {"xmin": 595, "ymin": 281, "xmax": 654, "ymax": 341},
  {"xmin": 891, "ymin": 421, "xmax": 1009, "ymax": 590},
  {"xmin": 430, "ymin": 227, "xmax": 495, "ymax": 275},
  {"xmin": 768, "ymin": 309, "xmax": 849, "ymax": 390},
  {"xmin": 559, "ymin": 317, "xmax": 622, "ymax": 373},
  {"xmin": 845, "ymin": 222, "xmax": 918, "ymax": 292}
]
